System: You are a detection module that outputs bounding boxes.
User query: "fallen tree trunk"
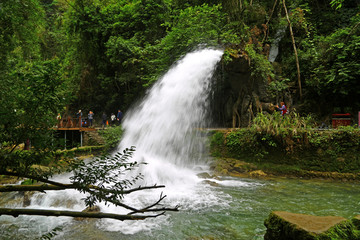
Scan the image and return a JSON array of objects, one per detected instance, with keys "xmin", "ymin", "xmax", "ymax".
[
  {"xmin": 0, "ymin": 183, "xmax": 165, "ymax": 194},
  {"xmin": 0, "ymin": 208, "xmax": 165, "ymax": 221}
]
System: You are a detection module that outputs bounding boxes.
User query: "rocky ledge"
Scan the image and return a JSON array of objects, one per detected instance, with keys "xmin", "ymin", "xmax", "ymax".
[{"xmin": 264, "ymin": 211, "xmax": 360, "ymax": 240}]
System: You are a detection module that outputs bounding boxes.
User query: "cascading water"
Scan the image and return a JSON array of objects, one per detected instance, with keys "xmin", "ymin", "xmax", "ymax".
[
  {"xmin": 98, "ymin": 48, "xmax": 228, "ymax": 234},
  {"xmin": 117, "ymin": 49, "xmax": 223, "ymax": 186},
  {"xmin": 268, "ymin": 27, "xmax": 286, "ymax": 62}
]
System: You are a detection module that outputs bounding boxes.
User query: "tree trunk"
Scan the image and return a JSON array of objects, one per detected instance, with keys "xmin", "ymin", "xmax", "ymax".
[
  {"xmin": 0, "ymin": 208, "xmax": 165, "ymax": 221},
  {"xmin": 0, "ymin": 183, "xmax": 165, "ymax": 194},
  {"xmin": 282, "ymin": 0, "xmax": 302, "ymax": 99}
]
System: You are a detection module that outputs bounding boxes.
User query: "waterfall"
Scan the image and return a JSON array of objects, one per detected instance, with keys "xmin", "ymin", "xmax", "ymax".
[
  {"xmin": 0, "ymin": 49, "xmax": 226, "ymax": 238},
  {"xmin": 117, "ymin": 49, "xmax": 223, "ymax": 186},
  {"xmin": 268, "ymin": 27, "xmax": 286, "ymax": 62},
  {"xmin": 92, "ymin": 48, "xmax": 225, "ymax": 234}
]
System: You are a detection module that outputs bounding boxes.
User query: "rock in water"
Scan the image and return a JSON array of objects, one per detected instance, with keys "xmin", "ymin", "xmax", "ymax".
[{"xmin": 264, "ymin": 211, "xmax": 360, "ymax": 240}]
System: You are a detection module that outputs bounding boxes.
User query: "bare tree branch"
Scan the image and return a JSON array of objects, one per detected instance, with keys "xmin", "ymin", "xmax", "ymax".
[{"xmin": 129, "ymin": 193, "xmax": 179, "ymax": 215}]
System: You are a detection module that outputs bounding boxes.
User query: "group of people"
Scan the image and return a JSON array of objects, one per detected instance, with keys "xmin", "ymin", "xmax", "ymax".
[
  {"xmin": 102, "ymin": 109, "xmax": 123, "ymax": 129},
  {"xmin": 63, "ymin": 102, "xmax": 286, "ymax": 129},
  {"xmin": 56, "ymin": 109, "xmax": 123, "ymax": 128}
]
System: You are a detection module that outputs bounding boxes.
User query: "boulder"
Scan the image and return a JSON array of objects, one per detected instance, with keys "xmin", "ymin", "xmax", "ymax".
[
  {"xmin": 197, "ymin": 172, "xmax": 212, "ymax": 179},
  {"xmin": 264, "ymin": 211, "xmax": 360, "ymax": 240},
  {"xmin": 203, "ymin": 180, "xmax": 220, "ymax": 187}
]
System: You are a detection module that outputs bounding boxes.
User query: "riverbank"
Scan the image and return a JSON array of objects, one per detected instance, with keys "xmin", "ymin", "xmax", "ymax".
[
  {"xmin": 211, "ymin": 157, "xmax": 360, "ymax": 182},
  {"xmin": 209, "ymin": 126, "xmax": 360, "ymax": 182}
]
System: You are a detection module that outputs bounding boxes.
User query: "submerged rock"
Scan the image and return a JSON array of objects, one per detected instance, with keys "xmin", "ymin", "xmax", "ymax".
[
  {"xmin": 203, "ymin": 180, "xmax": 220, "ymax": 187},
  {"xmin": 23, "ymin": 191, "xmax": 36, "ymax": 207},
  {"xmin": 264, "ymin": 211, "xmax": 360, "ymax": 240},
  {"xmin": 249, "ymin": 170, "xmax": 267, "ymax": 178},
  {"xmin": 74, "ymin": 205, "xmax": 101, "ymax": 221},
  {"xmin": 82, "ymin": 205, "xmax": 100, "ymax": 213},
  {"xmin": 197, "ymin": 172, "xmax": 212, "ymax": 179}
]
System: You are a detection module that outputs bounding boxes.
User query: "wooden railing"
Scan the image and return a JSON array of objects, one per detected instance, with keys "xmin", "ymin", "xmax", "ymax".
[{"xmin": 57, "ymin": 116, "xmax": 84, "ymax": 128}]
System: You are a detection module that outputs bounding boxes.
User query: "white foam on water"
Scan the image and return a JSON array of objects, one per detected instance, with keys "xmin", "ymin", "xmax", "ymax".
[
  {"xmin": 9, "ymin": 49, "xmax": 228, "ymax": 236},
  {"xmin": 98, "ymin": 49, "xmax": 226, "ymax": 234}
]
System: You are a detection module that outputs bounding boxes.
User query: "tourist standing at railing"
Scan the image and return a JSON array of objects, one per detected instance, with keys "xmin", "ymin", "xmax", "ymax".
[
  {"xmin": 102, "ymin": 112, "xmax": 107, "ymax": 129},
  {"xmin": 117, "ymin": 109, "xmax": 123, "ymax": 125},
  {"xmin": 111, "ymin": 113, "xmax": 116, "ymax": 126},
  {"xmin": 88, "ymin": 111, "xmax": 94, "ymax": 127},
  {"xmin": 56, "ymin": 113, "xmax": 62, "ymax": 127},
  {"xmin": 76, "ymin": 110, "xmax": 82, "ymax": 127}
]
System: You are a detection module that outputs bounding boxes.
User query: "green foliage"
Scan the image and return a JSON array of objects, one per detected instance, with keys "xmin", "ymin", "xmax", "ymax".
[
  {"xmin": 37, "ymin": 226, "xmax": 63, "ymax": 240},
  {"xmin": 69, "ymin": 147, "xmax": 143, "ymax": 207},
  {"xmin": 307, "ymin": 22, "xmax": 360, "ymax": 108},
  {"xmin": 0, "ymin": 59, "xmax": 68, "ymax": 151},
  {"xmin": 221, "ymin": 111, "xmax": 315, "ymax": 161},
  {"xmin": 223, "ymin": 128, "xmax": 261, "ymax": 159},
  {"xmin": 318, "ymin": 220, "xmax": 360, "ymax": 240},
  {"xmin": 245, "ymin": 44, "xmax": 274, "ymax": 81},
  {"xmin": 330, "ymin": 0, "xmax": 345, "ymax": 10},
  {"xmin": 251, "ymin": 111, "xmax": 314, "ymax": 136},
  {"xmin": 61, "ymin": 0, "xmax": 172, "ymax": 113},
  {"xmin": 268, "ymin": 78, "xmax": 290, "ymax": 99},
  {"xmin": 277, "ymin": 1, "xmax": 360, "ymax": 114},
  {"xmin": 157, "ymin": 4, "xmax": 226, "ymax": 70},
  {"xmin": 21, "ymin": 179, "xmax": 38, "ymax": 185},
  {"xmin": 99, "ymin": 125, "xmax": 124, "ymax": 150},
  {"xmin": 0, "ymin": 149, "xmax": 56, "ymax": 180},
  {"xmin": 211, "ymin": 122, "xmax": 360, "ymax": 173},
  {"xmin": 0, "ymin": 0, "xmax": 44, "ymax": 66},
  {"xmin": 209, "ymin": 131, "xmax": 225, "ymax": 157}
]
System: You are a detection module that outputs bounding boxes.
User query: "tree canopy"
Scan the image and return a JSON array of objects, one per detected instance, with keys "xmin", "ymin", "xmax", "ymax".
[{"xmin": 1, "ymin": 0, "xmax": 359, "ymax": 119}]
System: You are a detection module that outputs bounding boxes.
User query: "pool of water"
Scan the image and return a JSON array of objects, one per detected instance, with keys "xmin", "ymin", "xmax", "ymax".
[{"xmin": 1, "ymin": 176, "xmax": 359, "ymax": 240}]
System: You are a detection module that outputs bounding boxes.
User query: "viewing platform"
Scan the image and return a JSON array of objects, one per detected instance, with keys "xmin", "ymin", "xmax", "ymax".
[{"xmin": 54, "ymin": 116, "xmax": 100, "ymax": 149}]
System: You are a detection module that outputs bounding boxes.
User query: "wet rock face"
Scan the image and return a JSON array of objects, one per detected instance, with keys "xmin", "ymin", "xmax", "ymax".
[
  {"xmin": 225, "ymin": 56, "xmax": 251, "ymax": 94},
  {"xmin": 211, "ymin": 54, "xmax": 274, "ymax": 128}
]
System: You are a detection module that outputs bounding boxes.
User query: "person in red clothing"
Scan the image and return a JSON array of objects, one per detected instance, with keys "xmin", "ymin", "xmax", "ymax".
[{"xmin": 276, "ymin": 102, "xmax": 287, "ymax": 116}]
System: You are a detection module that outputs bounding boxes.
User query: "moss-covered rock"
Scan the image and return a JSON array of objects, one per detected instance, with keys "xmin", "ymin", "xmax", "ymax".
[
  {"xmin": 249, "ymin": 170, "xmax": 267, "ymax": 178},
  {"xmin": 352, "ymin": 215, "xmax": 360, "ymax": 229},
  {"xmin": 264, "ymin": 211, "xmax": 360, "ymax": 240}
]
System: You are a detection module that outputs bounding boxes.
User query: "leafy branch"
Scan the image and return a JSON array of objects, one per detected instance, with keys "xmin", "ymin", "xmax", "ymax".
[{"xmin": 0, "ymin": 147, "xmax": 179, "ymax": 221}]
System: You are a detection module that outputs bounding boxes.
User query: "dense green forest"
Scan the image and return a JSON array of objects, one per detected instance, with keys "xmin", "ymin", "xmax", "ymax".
[{"xmin": 1, "ymin": 0, "xmax": 359, "ymax": 147}]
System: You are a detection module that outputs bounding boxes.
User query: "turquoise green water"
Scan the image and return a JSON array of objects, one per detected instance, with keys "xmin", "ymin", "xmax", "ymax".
[
  {"xmin": 1, "ymin": 177, "xmax": 359, "ymax": 240},
  {"xmin": 144, "ymin": 177, "xmax": 360, "ymax": 240}
]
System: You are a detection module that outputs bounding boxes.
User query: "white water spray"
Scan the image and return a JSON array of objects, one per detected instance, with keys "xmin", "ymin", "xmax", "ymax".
[
  {"xmin": 98, "ymin": 49, "xmax": 226, "ymax": 234},
  {"xmin": 118, "ymin": 49, "xmax": 223, "ymax": 187}
]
